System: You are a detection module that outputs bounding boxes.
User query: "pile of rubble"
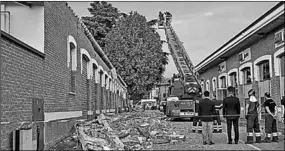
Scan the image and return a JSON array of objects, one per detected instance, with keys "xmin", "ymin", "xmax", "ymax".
[{"xmin": 75, "ymin": 111, "xmax": 185, "ymax": 150}]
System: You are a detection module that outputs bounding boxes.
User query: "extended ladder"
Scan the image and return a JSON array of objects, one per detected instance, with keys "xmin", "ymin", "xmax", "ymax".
[{"xmin": 158, "ymin": 11, "xmax": 199, "ymax": 85}]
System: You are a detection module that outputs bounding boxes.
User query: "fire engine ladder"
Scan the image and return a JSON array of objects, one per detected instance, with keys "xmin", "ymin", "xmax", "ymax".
[{"xmin": 158, "ymin": 12, "xmax": 200, "ymax": 85}]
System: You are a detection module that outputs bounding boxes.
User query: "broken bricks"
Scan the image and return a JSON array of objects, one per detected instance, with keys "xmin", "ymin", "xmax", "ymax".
[{"xmin": 75, "ymin": 111, "xmax": 185, "ymax": 150}]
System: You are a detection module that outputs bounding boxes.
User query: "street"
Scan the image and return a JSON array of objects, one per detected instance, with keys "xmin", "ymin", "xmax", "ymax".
[{"xmin": 153, "ymin": 118, "xmax": 284, "ymax": 150}]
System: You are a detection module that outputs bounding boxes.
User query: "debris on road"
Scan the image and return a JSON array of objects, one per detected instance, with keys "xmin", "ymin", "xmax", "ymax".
[{"xmin": 75, "ymin": 110, "xmax": 186, "ymax": 150}]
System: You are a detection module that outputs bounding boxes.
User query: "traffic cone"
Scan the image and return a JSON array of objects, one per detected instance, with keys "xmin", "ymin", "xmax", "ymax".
[
  {"xmin": 255, "ymin": 132, "xmax": 261, "ymax": 143},
  {"xmin": 245, "ymin": 132, "xmax": 254, "ymax": 144}
]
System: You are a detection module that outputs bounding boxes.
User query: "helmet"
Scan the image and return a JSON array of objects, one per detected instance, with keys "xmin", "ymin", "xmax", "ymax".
[{"xmin": 248, "ymin": 89, "xmax": 255, "ymax": 96}]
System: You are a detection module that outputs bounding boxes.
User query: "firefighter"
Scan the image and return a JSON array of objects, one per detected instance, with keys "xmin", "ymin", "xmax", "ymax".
[
  {"xmin": 192, "ymin": 92, "xmax": 202, "ymax": 133},
  {"xmin": 212, "ymin": 94, "xmax": 223, "ymax": 133},
  {"xmin": 245, "ymin": 89, "xmax": 261, "ymax": 144},
  {"xmin": 262, "ymin": 92, "xmax": 278, "ymax": 143}
]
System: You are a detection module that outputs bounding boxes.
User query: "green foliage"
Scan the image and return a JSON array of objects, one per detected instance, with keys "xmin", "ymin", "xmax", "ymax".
[
  {"xmin": 104, "ymin": 11, "xmax": 168, "ymax": 98},
  {"xmin": 82, "ymin": 1, "xmax": 121, "ymax": 48}
]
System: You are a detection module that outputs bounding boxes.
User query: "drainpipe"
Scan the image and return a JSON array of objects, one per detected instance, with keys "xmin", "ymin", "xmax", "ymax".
[{"xmin": 1, "ymin": 11, "xmax": 11, "ymax": 34}]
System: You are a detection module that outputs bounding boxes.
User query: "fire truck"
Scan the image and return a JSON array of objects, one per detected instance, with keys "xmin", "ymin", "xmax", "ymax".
[{"xmin": 158, "ymin": 11, "xmax": 202, "ymax": 119}]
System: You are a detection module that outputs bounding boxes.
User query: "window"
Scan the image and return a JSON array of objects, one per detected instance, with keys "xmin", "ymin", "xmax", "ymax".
[
  {"xmin": 275, "ymin": 31, "xmax": 284, "ymax": 44},
  {"xmin": 219, "ymin": 76, "xmax": 226, "ymax": 88},
  {"xmin": 242, "ymin": 67, "xmax": 252, "ymax": 84},
  {"xmin": 206, "ymin": 80, "xmax": 210, "ymax": 91},
  {"xmin": 201, "ymin": 83, "xmax": 204, "ymax": 92},
  {"xmin": 229, "ymin": 72, "xmax": 237, "ymax": 87},
  {"xmin": 1, "ymin": 4, "xmax": 9, "ymax": 33},
  {"xmin": 281, "ymin": 55, "xmax": 285, "ymax": 76},
  {"xmin": 212, "ymin": 79, "xmax": 217, "ymax": 91},
  {"xmin": 275, "ymin": 29, "xmax": 284, "ymax": 48},
  {"xmin": 70, "ymin": 43, "xmax": 76, "ymax": 93},
  {"xmin": 259, "ymin": 61, "xmax": 270, "ymax": 81}
]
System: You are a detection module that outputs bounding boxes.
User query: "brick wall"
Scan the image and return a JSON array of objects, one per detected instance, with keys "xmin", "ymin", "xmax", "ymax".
[
  {"xmin": 0, "ymin": 33, "xmax": 44, "ymax": 150},
  {"xmin": 43, "ymin": 1, "xmax": 113, "ymax": 148}
]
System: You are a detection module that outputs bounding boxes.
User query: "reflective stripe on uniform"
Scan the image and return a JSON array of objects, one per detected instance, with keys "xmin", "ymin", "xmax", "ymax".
[
  {"xmin": 273, "ymin": 133, "xmax": 278, "ymax": 136},
  {"xmin": 215, "ymin": 104, "xmax": 222, "ymax": 108},
  {"xmin": 268, "ymin": 134, "xmax": 272, "ymax": 137},
  {"xmin": 255, "ymin": 132, "xmax": 261, "ymax": 137},
  {"xmin": 218, "ymin": 125, "xmax": 222, "ymax": 130},
  {"xmin": 248, "ymin": 132, "xmax": 253, "ymax": 136}
]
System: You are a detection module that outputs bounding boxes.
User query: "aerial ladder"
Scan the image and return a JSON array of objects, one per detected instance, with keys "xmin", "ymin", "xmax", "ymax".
[{"xmin": 158, "ymin": 11, "xmax": 201, "ymax": 119}]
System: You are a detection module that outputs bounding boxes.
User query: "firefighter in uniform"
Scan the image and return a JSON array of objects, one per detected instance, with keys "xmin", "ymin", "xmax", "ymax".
[
  {"xmin": 245, "ymin": 89, "xmax": 261, "ymax": 144},
  {"xmin": 262, "ymin": 92, "xmax": 279, "ymax": 143},
  {"xmin": 212, "ymin": 94, "xmax": 223, "ymax": 133},
  {"xmin": 192, "ymin": 92, "xmax": 202, "ymax": 133}
]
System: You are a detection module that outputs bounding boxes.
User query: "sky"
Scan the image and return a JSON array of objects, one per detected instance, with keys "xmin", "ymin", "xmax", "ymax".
[{"xmin": 68, "ymin": 1, "xmax": 277, "ymax": 78}]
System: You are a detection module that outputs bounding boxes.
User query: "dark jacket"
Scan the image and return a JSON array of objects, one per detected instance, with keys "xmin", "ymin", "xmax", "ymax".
[
  {"xmin": 223, "ymin": 96, "xmax": 240, "ymax": 119},
  {"xmin": 198, "ymin": 98, "xmax": 215, "ymax": 122}
]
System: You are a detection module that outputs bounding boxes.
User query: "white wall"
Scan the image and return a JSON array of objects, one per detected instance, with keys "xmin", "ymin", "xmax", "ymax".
[{"xmin": 2, "ymin": 3, "xmax": 44, "ymax": 53}]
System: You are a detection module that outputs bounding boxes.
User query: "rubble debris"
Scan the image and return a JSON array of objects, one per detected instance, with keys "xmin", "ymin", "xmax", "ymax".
[{"xmin": 75, "ymin": 111, "xmax": 185, "ymax": 150}]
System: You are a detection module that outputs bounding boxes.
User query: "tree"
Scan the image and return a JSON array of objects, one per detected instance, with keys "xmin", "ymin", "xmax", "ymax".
[
  {"xmin": 104, "ymin": 11, "xmax": 168, "ymax": 99},
  {"xmin": 82, "ymin": 1, "xmax": 122, "ymax": 48}
]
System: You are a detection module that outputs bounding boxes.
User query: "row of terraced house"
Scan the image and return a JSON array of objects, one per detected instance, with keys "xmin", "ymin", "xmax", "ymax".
[
  {"xmin": 195, "ymin": 2, "xmax": 284, "ymax": 120},
  {"xmin": 1, "ymin": 1, "xmax": 129, "ymax": 150}
]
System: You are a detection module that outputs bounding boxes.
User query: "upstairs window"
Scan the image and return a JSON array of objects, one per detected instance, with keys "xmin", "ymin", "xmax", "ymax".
[
  {"xmin": 258, "ymin": 60, "xmax": 270, "ymax": 81},
  {"xmin": 275, "ymin": 29, "xmax": 284, "ymax": 48},
  {"xmin": 242, "ymin": 67, "xmax": 252, "ymax": 85}
]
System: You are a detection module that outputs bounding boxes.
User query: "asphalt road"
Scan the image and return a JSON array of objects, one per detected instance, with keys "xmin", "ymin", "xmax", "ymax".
[{"xmin": 152, "ymin": 119, "xmax": 284, "ymax": 150}]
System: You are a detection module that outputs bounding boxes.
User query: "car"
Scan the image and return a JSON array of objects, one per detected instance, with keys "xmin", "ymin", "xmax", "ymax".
[{"xmin": 135, "ymin": 99, "xmax": 157, "ymax": 110}]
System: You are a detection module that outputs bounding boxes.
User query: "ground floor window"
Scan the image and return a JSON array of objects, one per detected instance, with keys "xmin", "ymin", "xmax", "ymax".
[
  {"xmin": 281, "ymin": 55, "xmax": 285, "ymax": 76},
  {"xmin": 229, "ymin": 72, "xmax": 237, "ymax": 87},
  {"xmin": 258, "ymin": 60, "xmax": 270, "ymax": 81},
  {"xmin": 220, "ymin": 76, "xmax": 226, "ymax": 88},
  {"xmin": 242, "ymin": 67, "xmax": 252, "ymax": 85}
]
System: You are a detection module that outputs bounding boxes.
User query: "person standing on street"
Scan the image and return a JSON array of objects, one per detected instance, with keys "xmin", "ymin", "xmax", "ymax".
[
  {"xmin": 223, "ymin": 86, "xmax": 241, "ymax": 144},
  {"xmin": 262, "ymin": 92, "xmax": 279, "ymax": 143},
  {"xmin": 199, "ymin": 91, "xmax": 215, "ymax": 145},
  {"xmin": 245, "ymin": 89, "xmax": 261, "ymax": 144},
  {"xmin": 212, "ymin": 94, "xmax": 223, "ymax": 133},
  {"xmin": 281, "ymin": 91, "xmax": 285, "ymax": 140}
]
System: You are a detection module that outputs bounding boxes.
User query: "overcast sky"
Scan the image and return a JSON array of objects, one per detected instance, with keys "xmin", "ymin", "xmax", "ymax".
[{"xmin": 68, "ymin": 1, "xmax": 277, "ymax": 78}]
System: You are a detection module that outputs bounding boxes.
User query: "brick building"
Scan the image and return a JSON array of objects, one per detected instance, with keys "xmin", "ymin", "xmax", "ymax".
[
  {"xmin": 195, "ymin": 2, "xmax": 284, "ymax": 119},
  {"xmin": 1, "ymin": 1, "xmax": 127, "ymax": 150}
]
